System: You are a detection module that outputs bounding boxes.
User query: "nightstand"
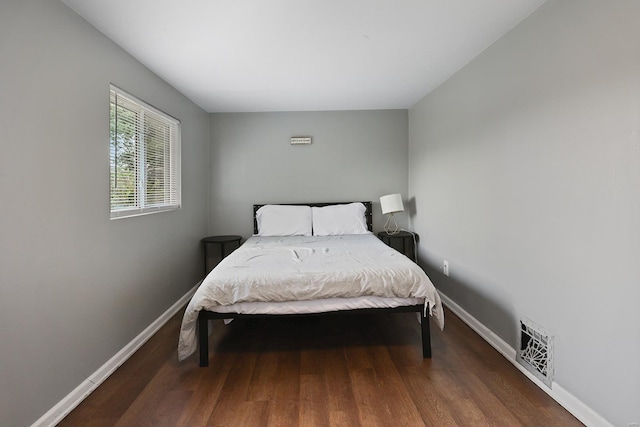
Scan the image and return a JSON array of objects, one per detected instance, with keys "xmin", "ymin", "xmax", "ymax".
[
  {"xmin": 378, "ymin": 231, "xmax": 419, "ymax": 262},
  {"xmin": 201, "ymin": 235, "xmax": 242, "ymax": 275}
]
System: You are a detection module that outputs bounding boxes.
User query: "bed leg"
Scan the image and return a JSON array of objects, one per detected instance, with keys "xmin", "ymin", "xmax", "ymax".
[
  {"xmin": 421, "ymin": 305, "xmax": 432, "ymax": 358},
  {"xmin": 198, "ymin": 313, "xmax": 209, "ymax": 367}
]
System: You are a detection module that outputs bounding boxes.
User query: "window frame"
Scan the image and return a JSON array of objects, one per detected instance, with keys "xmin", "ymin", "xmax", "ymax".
[{"xmin": 109, "ymin": 84, "xmax": 181, "ymax": 220}]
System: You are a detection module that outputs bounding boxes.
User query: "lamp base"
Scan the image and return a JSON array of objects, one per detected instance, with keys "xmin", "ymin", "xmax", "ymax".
[{"xmin": 383, "ymin": 213, "xmax": 400, "ymax": 235}]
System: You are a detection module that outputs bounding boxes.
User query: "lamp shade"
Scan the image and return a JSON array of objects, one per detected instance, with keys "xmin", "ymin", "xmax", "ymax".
[{"xmin": 380, "ymin": 194, "xmax": 404, "ymax": 215}]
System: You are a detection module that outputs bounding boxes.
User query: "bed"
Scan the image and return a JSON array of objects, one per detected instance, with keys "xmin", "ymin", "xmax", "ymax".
[{"xmin": 178, "ymin": 201, "xmax": 444, "ymax": 366}]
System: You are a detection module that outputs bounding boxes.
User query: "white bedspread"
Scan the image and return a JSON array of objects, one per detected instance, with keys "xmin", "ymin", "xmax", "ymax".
[{"xmin": 178, "ymin": 234, "xmax": 444, "ymax": 361}]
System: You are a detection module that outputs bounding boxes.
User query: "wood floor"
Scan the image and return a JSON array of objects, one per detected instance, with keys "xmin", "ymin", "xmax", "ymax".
[{"xmin": 59, "ymin": 307, "xmax": 582, "ymax": 426}]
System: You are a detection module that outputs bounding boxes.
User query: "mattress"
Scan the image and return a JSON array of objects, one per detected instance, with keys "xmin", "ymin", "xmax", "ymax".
[{"xmin": 209, "ymin": 295, "xmax": 423, "ymax": 315}]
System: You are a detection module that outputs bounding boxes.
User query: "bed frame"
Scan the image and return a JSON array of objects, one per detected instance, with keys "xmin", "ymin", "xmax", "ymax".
[{"xmin": 197, "ymin": 201, "xmax": 431, "ymax": 367}]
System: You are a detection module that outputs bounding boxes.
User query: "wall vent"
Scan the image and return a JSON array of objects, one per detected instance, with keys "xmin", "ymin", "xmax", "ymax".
[{"xmin": 517, "ymin": 318, "xmax": 554, "ymax": 388}]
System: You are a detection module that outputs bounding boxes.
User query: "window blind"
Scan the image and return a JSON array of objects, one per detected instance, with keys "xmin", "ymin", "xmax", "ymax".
[{"xmin": 110, "ymin": 85, "xmax": 181, "ymax": 219}]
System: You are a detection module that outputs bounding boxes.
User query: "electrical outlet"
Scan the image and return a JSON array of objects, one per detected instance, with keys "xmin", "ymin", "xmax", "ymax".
[{"xmin": 443, "ymin": 260, "xmax": 449, "ymax": 276}]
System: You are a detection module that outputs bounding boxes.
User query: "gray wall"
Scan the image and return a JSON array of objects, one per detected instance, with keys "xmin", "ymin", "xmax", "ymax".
[
  {"xmin": 408, "ymin": 1, "xmax": 640, "ymax": 425},
  {"xmin": 0, "ymin": 1, "xmax": 209, "ymax": 426},
  {"xmin": 209, "ymin": 110, "xmax": 409, "ymax": 237}
]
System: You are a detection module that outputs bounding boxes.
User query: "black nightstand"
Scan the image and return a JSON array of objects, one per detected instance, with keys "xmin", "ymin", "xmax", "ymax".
[
  {"xmin": 378, "ymin": 231, "xmax": 419, "ymax": 262},
  {"xmin": 201, "ymin": 235, "xmax": 242, "ymax": 275}
]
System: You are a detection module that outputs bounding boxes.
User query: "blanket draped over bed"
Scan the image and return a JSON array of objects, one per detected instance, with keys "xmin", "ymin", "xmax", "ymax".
[{"xmin": 178, "ymin": 234, "xmax": 444, "ymax": 361}]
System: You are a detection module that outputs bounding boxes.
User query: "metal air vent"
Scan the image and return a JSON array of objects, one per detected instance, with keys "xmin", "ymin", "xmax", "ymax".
[{"xmin": 517, "ymin": 318, "xmax": 554, "ymax": 388}]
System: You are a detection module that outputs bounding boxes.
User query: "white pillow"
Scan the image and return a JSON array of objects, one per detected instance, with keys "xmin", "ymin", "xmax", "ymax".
[
  {"xmin": 312, "ymin": 203, "xmax": 369, "ymax": 236},
  {"xmin": 256, "ymin": 205, "xmax": 312, "ymax": 236}
]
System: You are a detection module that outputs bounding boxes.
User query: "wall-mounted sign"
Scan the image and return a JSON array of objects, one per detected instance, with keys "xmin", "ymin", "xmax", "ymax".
[{"xmin": 290, "ymin": 136, "xmax": 312, "ymax": 145}]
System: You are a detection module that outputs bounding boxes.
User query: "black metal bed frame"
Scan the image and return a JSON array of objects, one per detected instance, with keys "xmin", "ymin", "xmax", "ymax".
[{"xmin": 196, "ymin": 201, "xmax": 432, "ymax": 367}]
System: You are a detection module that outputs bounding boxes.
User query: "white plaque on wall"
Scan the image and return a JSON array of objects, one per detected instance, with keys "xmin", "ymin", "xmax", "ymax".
[{"xmin": 290, "ymin": 136, "xmax": 312, "ymax": 145}]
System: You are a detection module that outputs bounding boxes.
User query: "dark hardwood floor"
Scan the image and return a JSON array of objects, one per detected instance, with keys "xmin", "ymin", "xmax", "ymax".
[{"xmin": 59, "ymin": 306, "xmax": 582, "ymax": 426}]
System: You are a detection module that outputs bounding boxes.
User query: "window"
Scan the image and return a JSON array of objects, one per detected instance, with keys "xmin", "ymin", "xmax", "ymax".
[{"xmin": 109, "ymin": 85, "xmax": 181, "ymax": 219}]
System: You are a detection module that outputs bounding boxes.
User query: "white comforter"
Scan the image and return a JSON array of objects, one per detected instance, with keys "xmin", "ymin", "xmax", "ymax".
[{"xmin": 178, "ymin": 234, "xmax": 444, "ymax": 361}]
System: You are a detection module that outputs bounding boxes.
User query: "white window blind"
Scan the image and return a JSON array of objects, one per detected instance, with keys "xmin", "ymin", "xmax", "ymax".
[{"xmin": 109, "ymin": 85, "xmax": 181, "ymax": 219}]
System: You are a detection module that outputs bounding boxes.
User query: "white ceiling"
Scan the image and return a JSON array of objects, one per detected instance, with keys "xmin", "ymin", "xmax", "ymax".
[{"xmin": 62, "ymin": 0, "xmax": 546, "ymax": 113}]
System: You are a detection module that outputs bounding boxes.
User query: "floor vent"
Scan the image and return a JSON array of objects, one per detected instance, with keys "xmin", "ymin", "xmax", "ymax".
[{"xmin": 517, "ymin": 318, "xmax": 554, "ymax": 388}]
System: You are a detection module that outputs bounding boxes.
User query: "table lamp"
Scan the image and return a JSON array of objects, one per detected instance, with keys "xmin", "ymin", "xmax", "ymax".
[{"xmin": 380, "ymin": 193, "xmax": 404, "ymax": 235}]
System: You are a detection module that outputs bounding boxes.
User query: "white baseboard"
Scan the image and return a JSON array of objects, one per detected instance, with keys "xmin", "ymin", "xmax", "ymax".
[
  {"xmin": 439, "ymin": 292, "xmax": 613, "ymax": 427},
  {"xmin": 32, "ymin": 283, "xmax": 200, "ymax": 427}
]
